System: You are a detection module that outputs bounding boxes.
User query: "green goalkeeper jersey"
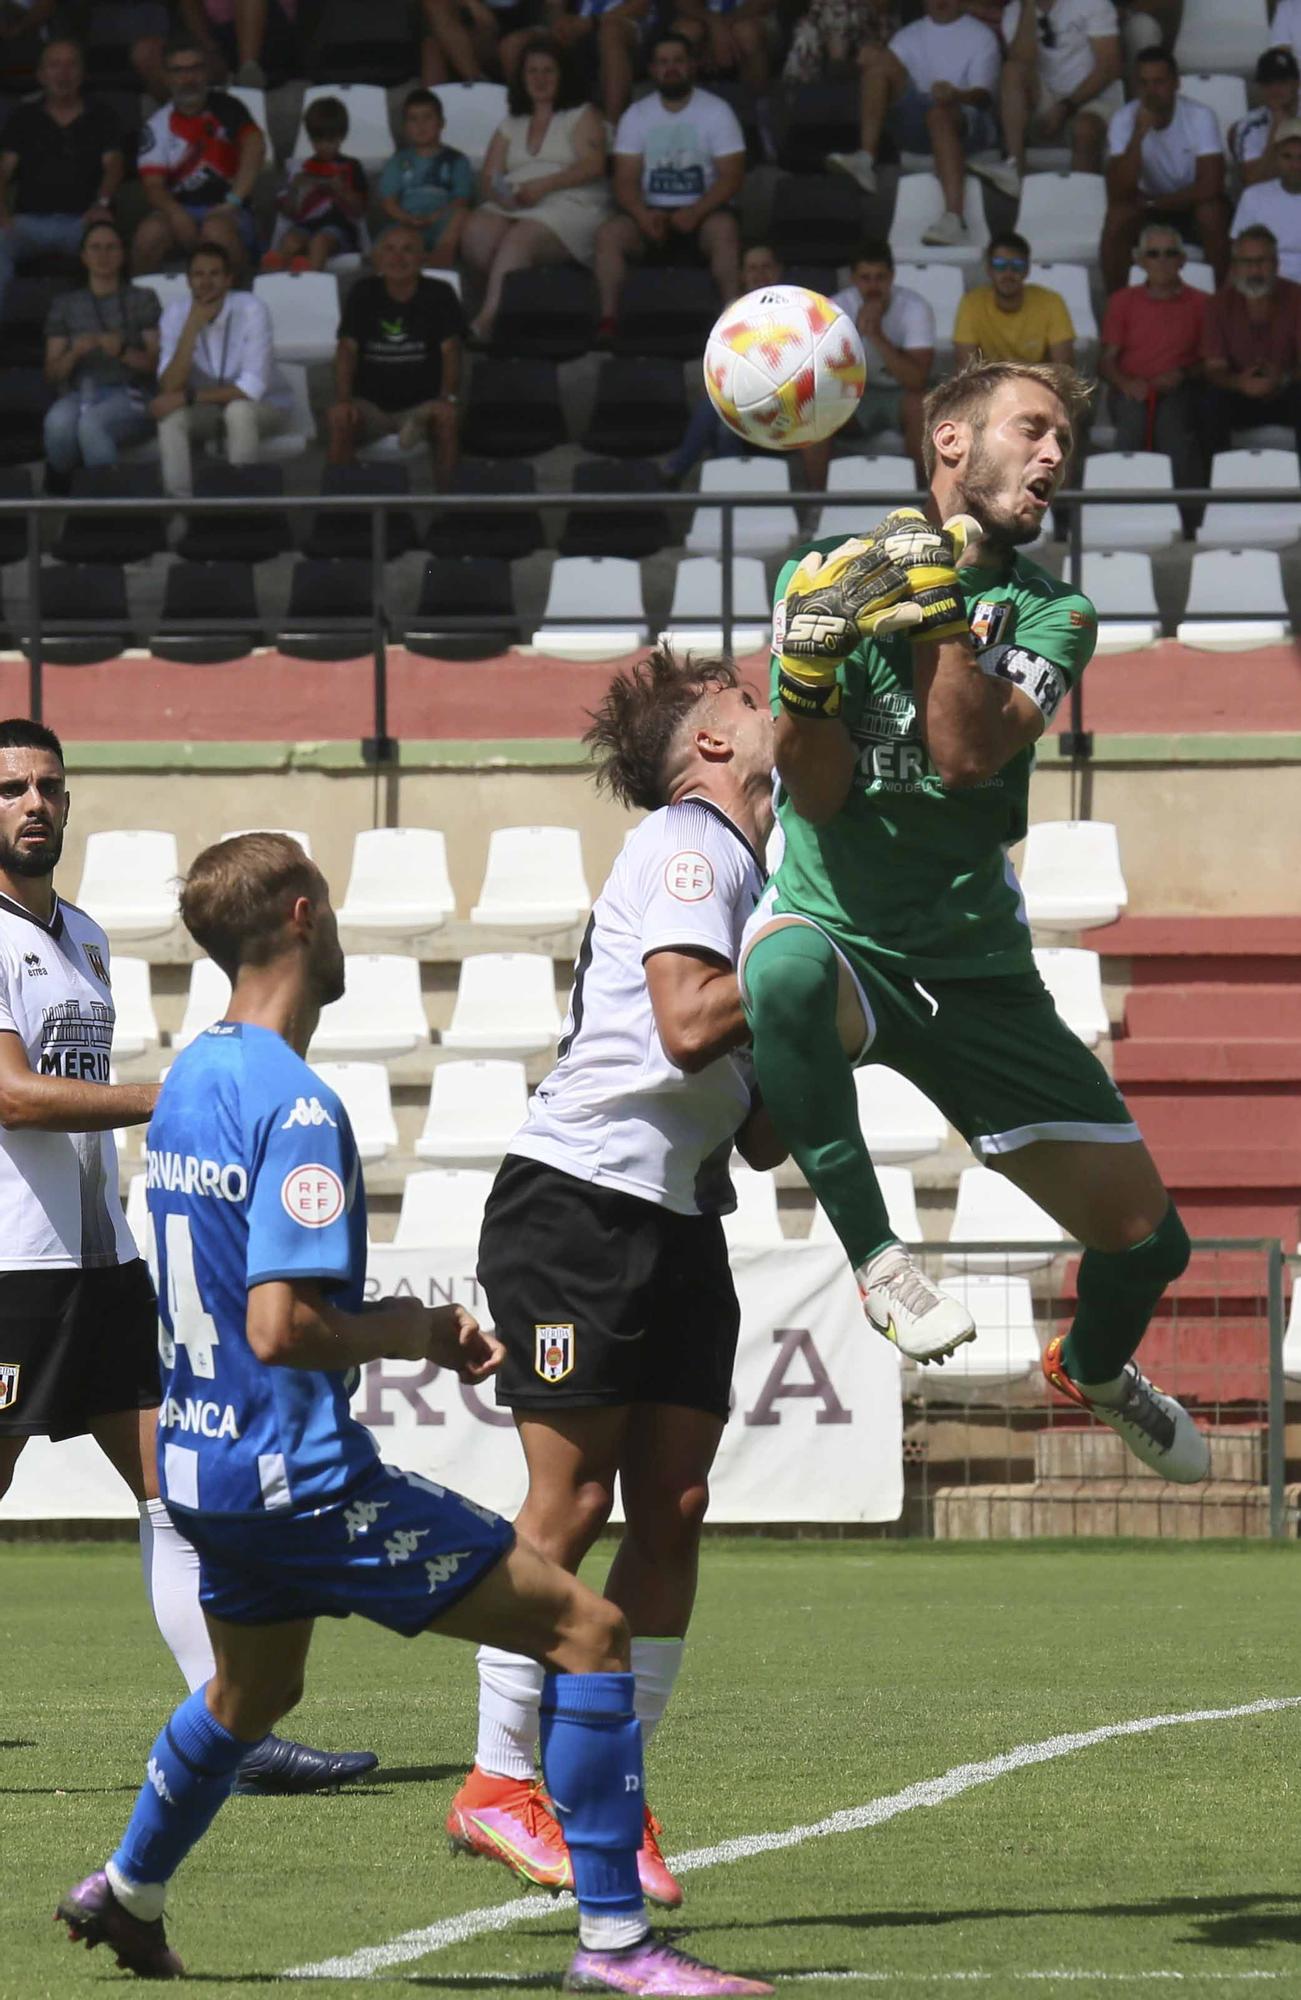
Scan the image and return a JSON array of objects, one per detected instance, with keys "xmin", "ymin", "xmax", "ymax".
[{"xmin": 767, "ymin": 540, "xmax": 1097, "ymax": 979}]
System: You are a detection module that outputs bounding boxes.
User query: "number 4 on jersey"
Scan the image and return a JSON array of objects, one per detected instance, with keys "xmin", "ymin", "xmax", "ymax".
[{"xmin": 146, "ymin": 1209, "xmax": 221, "ymax": 1381}]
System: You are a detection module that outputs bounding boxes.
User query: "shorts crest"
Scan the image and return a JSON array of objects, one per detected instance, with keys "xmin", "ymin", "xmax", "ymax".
[
  {"xmin": 533, "ymin": 1323, "xmax": 575, "ymax": 1384},
  {"xmin": 0, "ymin": 1362, "xmax": 20, "ymax": 1411}
]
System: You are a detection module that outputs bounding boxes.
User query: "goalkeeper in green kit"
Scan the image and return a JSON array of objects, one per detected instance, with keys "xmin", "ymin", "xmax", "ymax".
[{"xmin": 740, "ymin": 358, "xmax": 1209, "ymax": 1484}]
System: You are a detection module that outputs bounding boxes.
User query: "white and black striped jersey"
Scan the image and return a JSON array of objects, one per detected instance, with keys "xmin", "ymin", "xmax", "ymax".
[
  {"xmin": 0, "ymin": 892, "xmax": 135, "ymax": 1269},
  {"xmin": 509, "ymin": 798, "xmax": 764, "ymax": 1216}
]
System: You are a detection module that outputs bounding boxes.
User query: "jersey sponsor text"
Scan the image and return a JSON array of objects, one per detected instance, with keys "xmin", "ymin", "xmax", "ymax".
[{"xmin": 147, "ymin": 1150, "xmax": 249, "ymax": 1202}]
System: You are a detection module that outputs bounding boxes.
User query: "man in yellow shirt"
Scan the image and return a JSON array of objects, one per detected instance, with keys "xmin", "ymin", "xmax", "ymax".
[{"xmin": 954, "ymin": 230, "xmax": 1076, "ymax": 365}]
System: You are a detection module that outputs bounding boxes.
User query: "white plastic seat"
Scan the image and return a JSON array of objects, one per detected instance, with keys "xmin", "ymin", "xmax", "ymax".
[
  {"xmin": 809, "ymin": 1164, "xmax": 920, "ymax": 1245},
  {"xmin": 415, "ymin": 1059, "xmax": 528, "ymax": 1162},
  {"xmin": 393, "ymin": 1167, "xmax": 495, "ymax": 1249},
  {"xmin": 660, "ymin": 556, "xmax": 771, "ymax": 652},
  {"xmin": 814, "ymin": 454, "xmax": 919, "ymax": 539},
  {"xmin": 533, "ymin": 557, "xmax": 648, "ymax": 660},
  {"xmin": 470, "ymin": 826, "xmax": 590, "ymax": 929},
  {"xmin": 891, "ymin": 174, "xmax": 989, "ymax": 265},
  {"xmin": 1028, "ymin": 262, "xmax": 1098, "ymax": 342},
  {"xmin": 930, "ymin": 1274, "xmax": 1040, "ymax": 1384},
  {"xmin": 686, "ymin": 456, "xmax": 798, "ymax": 557},
  {"xmin": 1127, "ymin": 259, "xmax": 1213, "ymax": 293},
  {"xmin": 1032, "ymin": 946, "xmax": 1109, "ymax": 1048},
  {"xmin": 1284, "ymin": 1273, "xmax": 1301, "ymax": 1382},
  {"xmin": 252, "ymin": 271, "xmax": 340, "ymax": 367},
  {"xmin": 124, "ymin": 1173, "xmax": 149, "ymax": 1257},
  {"xmin": 296, "ymin": 84, "xmax": 394, "ymax": 173},
  {"xmin": 437, "ymin": 81, "xmax": 510, "ymax": 167},
  {"xmin": 337, "ymin": 827, "xmax": 456, "ymax": 934},
  {"xmin": 442, "ymin": 952, "xmax": 561, "ymax": 1055},
  {"xmin": 722, "ymin": 1165, "xmax": 784, "ymax": 1247},
  {"xmin": 312, "ymin": 1062, "xmax": 397, "ymax": 1162},
  {"xmin": 1019, "ymin": 819, "xmax": 1128, "ymax": 931},
  {"xmin": 76, "ymin": 830, "xmax": 179, "ymax": 940},
  {"xmin": 855, "ymin": 1066, "xmax": 947, "ymax": 1162},
  {"xmin": 945, "ymin": 1165, "xmax": 1064, "ymax": 1272},
  {"xmin": 1176, "ymin": 549, "xmax": 1291, "ymax": 650},
  {"xmin": 173, "ymin": 958, "xmax": 232, "ymax": 1050},
  {"xmin": 310, "ymin": 955, "xmax": 429, "ymax": 1058},
  {"xmin": 1015, "ymin": 173, "xmax": 1108, "ymax": 266},
  {"xmin": 892, "ymin": 262, "xmax": 963, "ymax": 346},
  {"xmin": 1080, "ymin": 551, "xmax": 1160, "ymax": 653},
  {"xmin": 1081, "ymin": 453, "xmax": 1181, "ymax": 552},
  {"xmin": 1197, "ymin": 449, "xmax": 1301, "ymax": 549},
  {"xmin": 110, "ymin": 957, "xmax": 160, "ymax": 1061},
  {"xmin": 1175, "ymin": 0, "xmax": 1270, "ymax": 77},
  {"xmin": 225, "ymin": 82, "xmax": 271, "ymax": 148},
  {"xmin": 1184, "ymin": 73, "xmax": 1248, "ymax": 135},
  {"xmin": 218, "ymin": 827, "xmax": 312, "ymax": 856},
  {"xmin": 257, "ymin": 361, "xmax": 314, "ymax": 463}
]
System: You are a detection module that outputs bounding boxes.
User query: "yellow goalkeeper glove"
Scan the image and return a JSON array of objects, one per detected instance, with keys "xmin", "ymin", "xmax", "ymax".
[
  {"xmin": 775, "ymin": 535, "xmax": 912, "ymax": 719},
  {"xmin": 868, "ymin": 509, "xmax": 983, "ymax": 645}
]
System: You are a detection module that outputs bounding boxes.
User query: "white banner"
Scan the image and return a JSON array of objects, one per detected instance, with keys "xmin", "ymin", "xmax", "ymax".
[{"xmin": 0, "ymin": 1245, "xmax": 902, "ymax": 1525}]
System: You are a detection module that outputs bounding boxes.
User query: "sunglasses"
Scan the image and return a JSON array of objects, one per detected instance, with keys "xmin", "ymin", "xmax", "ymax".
[
  {"xmin": 990, "ymin": 256, "xmax": 1028, "ymax": 272},
  {"xmin": 1143, "ymin": 247, "xmax": 1182, "ymax": 258}
]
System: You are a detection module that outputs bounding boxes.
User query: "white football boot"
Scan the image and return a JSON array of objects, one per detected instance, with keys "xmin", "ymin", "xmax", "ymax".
[{"xmin": 856, "ymin": 1244, "xmax": 977, "ymax": 1365}]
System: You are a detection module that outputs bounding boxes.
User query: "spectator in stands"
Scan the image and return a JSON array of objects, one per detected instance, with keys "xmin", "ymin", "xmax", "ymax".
[
  {"xmin": 461, "ymin": 36, "xmax": 609, "ymax": 341},
  {"xmin": 151, "ymin": 238, "xmax": 291, "ymax": 496},
  {"xmin": 1099, "ymin": 220, "xmax": 1206, "ymax": 509},
  {"xmin": 1201, "ymin": 224, "xmax": 1301, "ymax": 459},
  {"xmin": 327, "ymin": 221, "xmax": 463, "ymax": 486},
  {"xmin": 825, "ymin": 0, "xmax": 1001, "ymax": 249},
  {"xmin": 1100, "ymin": 46, "xmax": 1228, "ymax": 294},
  {"xmin": 378, "ymin": 87, "xmax": 474, "ymax": 270},
  {"xmin": 820, "ymin": 235, "xmax": 933, "ymax": 476},
  {"xmin": 503, "ymin": 0, "xmax": 651, "ymax": 126},
  {"xmin": 0, "ymin": 37, "xmax": 122, "ymax": 323},
  {"xmin": 954, "ymin": 229, "xmax": 1075, "ymax": 366},
  {"xmin": 422, "ymin": 0, "xmax": 540, "ymax": 90},
  {"xmin": 41, "ymin": 216, "xmax": 158, "ymax": 488},
  {"xmin": 72, "ymin": 3, "xmax": 172, "ymax": 102},
  {"xmin": 671, "ymin": 0, "xmax": 777, "ymax": 93},
  {"xmin": 132, "ymin": 36, "xmax": 265, "ymax": 276},
  {"xmin": 972, "ymin": 0, "xmax": 1122, "ymax": 198},
  {"xmin": 594, "ymin": 33, "xmax": 743, "ymax": 339},
  {"xmin": 1230, "ymin": 50, "xmax": 1300, "ymax": 192},
  {"xmin": 262, "ymin": 94, "xmax": 368, "ymax": 273},
  {"xmin": 176, "ymin": 0, "xmax": 301, "ymax": 87},
  {"xmin": 783, "ymin": 0, "xmax": 897, "ymax": 86},
  {"xmin": 1232, "ymin": 124, "xmax": 1301, "ymax": 285}
]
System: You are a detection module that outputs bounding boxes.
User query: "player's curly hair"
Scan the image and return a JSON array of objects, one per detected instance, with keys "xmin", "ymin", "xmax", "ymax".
[
  {"xmin": 180, "ymin": 832, "xmax": 321, "ymax": 979},
  {"xmin": 922, "ymin": 359, "xmax": 1092, "ymax": 476},
  {"xmin": 584, "ymin": 645, "xmax": 740, "ymax": 813}
]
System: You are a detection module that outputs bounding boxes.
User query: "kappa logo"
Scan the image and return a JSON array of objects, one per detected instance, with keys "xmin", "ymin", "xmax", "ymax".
[
  {"xmin": 147, "ymin": 1757, "xmax": 175, "ymax": 1805},
  {"xmin": 0, "ymin": 1362, "xmax": 19, "ymax": 1412},
  {"xmin": 425, "ymin": 1551, "xmax": 472, "ymax": 1592},
  {"xmin": 384, "ymin": 1527, "xmax": 429, "ymax": 1567},
  {"xmin": 83, "ymin": 942, "xmax": 110, "ymax": 987},
  {"xmin": 344, "ymin": 1497, "xmax": 389, "ymax": 1542},
  {"xmin": 534, "ymin": 1322, "xmax": 575, "ymax": 1384},
  {"xmin": 21, "ymin": 952, "xmax": 45, "ymax": 977},
  {"xmin": 281, "ymin": 1096, "xmax": 338, "ymax": 1132}
]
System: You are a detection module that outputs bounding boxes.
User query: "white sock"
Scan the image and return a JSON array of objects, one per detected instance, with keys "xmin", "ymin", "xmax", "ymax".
[
  {"xmin": 579, "ymin": 1912, "xmax": 650, "ymax": 1952},
  {"xmin": 138, "ymin": 1498, "xmax": 216, "ymax": 1694},
  {"xmin": 105, "ymin": 1859, "xmax": 166, "ymax": 1922},
  {"xmin": 475, "ymin": 1645, "xmax": 543, "ymax": 1780},
  {"xmin": 631, "ymin": 1636, "xmax": 685, "ymax": 1749},
  {"xmin": 1075, "ymin": 1369, "xmax": 1130, "ymax": 1406}
]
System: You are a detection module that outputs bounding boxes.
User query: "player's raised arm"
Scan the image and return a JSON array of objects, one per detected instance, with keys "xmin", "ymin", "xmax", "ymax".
[{"xmin": 0, "ymin": 1030, "xmax": 157, "ymax": 1131}]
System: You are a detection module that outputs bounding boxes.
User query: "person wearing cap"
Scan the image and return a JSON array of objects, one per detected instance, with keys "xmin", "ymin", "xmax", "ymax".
[
  {"xmin": 1200, "ymin": 223, "xmax": 1301, "ymax": 461},
  {"xmin": 1231, "ymin": 122, "xmax": 1301, "ymax": 285},
  {"xmin": 1267, "ymin": 0, "xmax": 1301, "ymax": 75},
  {"xmin": 1231, "ymin": 50, "xmax": 1301, "ymax": 191}
]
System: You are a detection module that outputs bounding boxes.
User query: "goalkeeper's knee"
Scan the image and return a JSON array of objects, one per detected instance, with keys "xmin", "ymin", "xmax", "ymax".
[
  {"xmin": 743, "ymin": 923, "xmax": 840, "ymax": 1041},
  {"xmin": 1076, "ymin": 1203, "xmax": 1191, "ymax": 1317}
]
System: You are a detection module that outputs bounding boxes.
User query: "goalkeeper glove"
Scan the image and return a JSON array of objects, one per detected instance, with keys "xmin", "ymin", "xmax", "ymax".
[
  {"xmin": 868, "ymin": 509, "xmax": 983, "ymax": 645},
  {"xmin": 775, "ymin": 535, "xmax": 911, "ymax": 719}
]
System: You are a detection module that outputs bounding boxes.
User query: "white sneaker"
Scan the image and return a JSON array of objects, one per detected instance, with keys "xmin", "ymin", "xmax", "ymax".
[
  {"xmin": 1043, "ymin": 1337, "xmax": 1211, "ymax": 1485},
  {"xmin": 970, "ymin": 157, "xmax": 1022, "ymax": 200},
  {"xmin": 826, "ymin": 150, "xmax": 877, "ymax": 195},
  {"xmin": 921, "ymin": 210, "xmax": 969, "ymax": 247},
  {"xmin": 856, "ymin": 1245, "xmax": 977, "ymax": 1366}
]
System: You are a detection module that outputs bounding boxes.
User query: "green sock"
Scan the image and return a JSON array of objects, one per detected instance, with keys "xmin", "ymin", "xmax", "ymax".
[
  {"xmin": 744, "ymin": 924, "xmax": 895, "ymax": 1270},
  {"xmin": 1061, "ymin": 1204, "xmax": 1191, "ymax": 1386}
]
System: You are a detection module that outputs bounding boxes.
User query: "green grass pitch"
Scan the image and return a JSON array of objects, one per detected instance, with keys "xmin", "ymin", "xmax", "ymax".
[{"xmin": 3, "ymin": 1539, "xmax": 1300, "ymax": 2000}]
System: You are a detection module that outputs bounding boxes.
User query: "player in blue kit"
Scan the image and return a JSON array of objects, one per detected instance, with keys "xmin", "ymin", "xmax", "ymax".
[{"xmin": 55, "ymin": 832, "xmax": 770, "ymax": 1997}]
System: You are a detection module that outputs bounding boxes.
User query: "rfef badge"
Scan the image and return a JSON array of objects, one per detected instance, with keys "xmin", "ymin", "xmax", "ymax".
[{"xmin": 534, "ymin": 1323, "xmax": 575, "ymax": 1384}]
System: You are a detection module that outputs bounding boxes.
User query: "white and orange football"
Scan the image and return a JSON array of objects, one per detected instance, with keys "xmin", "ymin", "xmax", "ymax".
[{"xmin": 703, "ymin": 284, "xmax": 866, "ymax": 450}]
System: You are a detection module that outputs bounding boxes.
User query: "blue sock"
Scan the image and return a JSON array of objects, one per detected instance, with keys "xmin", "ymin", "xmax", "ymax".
[
  {"xmin": 540, "ymin": 1671, "xmax": 645, "ymax": 1939},
  {"xmin": 109, "ymin": 1689, "xmax": 254, "ymax": 1892}
]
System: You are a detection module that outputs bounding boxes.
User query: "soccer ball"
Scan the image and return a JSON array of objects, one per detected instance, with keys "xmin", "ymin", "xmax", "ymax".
[{"xmin": 703, "ymin": 285, "xmax": 866, "ymax": 450}]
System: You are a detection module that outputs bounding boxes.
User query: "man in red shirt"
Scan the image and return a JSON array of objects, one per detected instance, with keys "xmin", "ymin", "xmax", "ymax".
[
  {"xmin": 132, "ymin": 34, "xmax": 265, "ymax": 275},
  {"xmin": 1201, "ymin": 223, "xmax": 1301, "ymax": 459},
  {"xmin": 1099, "ymin": 218, "xmax": 1207, "ymax": 514}
]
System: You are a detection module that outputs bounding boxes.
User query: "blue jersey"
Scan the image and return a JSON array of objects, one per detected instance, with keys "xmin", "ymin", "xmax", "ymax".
[{"xmin": 145, "ymin": 1021, "xmax": 378, "ymax": 1519}]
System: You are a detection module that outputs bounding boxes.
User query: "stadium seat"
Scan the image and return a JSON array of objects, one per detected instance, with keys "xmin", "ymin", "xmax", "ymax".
[
  {"xmin": 257, "ymin": 362, "xmax": 315, "ymax": 465},
  {"xmin": 814, "ymin": 454, "xmax": 920, "ymax": 539},
  {"xmin": 133, "ymin": 272, "xmax": 191, "ymax": 317},
  {"xmin": 277, "ymin": 560, "xmax": 374, "ymax": 661},
  {"xmin": 1174, "ymin": 0, "xmax": 1270, "ymax": 77},
  {"xmin": 532, "ymin": 556, "xmax": 648, "ymax": 659},
  {"xmin": 405, "ymin": 557, "xmax": 520, "ymax": 659},
  {"xmin": 173, "ymin": 958, "xmax": 232, "ymax": 1049},
  {"xmin": 722, "ymin": 1166, "xmax": 784, "ymax": 1247},
  {"xmin": 438, "ymin": 81, "xmax": 510, "ymax": 167},
  {"xmin": 302, "ymin": 463, "xmax": 416, "ymax": 562},
  {"xmin": 560, "ymin": 459, "xmax": 672, "ymax": 560},
  {"xmin": 1197, "ymin": 449, "xmax": 1301, "ymax": 549},
  {"xmin": 306, "ymin": 0, "xmax": 418, "ymax": 84},
  {"xmin": 313, "ymin": 1061, "xmax": 398, "ymax": 1162},
  {"xmin": 490, "ymin": 266, "xmax": 599, "ymax": 360},
  {"xmin": 337, "ymin": 827, "xmax": 456, "ymax": 934},
  {"xmin": 1184, "ymin": 73, "xmax": 1248, "ymax": 134},
  {"xmin": 809, "ymin": 1164, "xmax": 921, "ymax": 1245},
  {"xmin": 218, "ymin": 827, "xmax": 313, "ymax": 854},
  {"xmin": 1175, "ymin": 548, "xmax": 1291, "ymax": 650},
  {"xmin": 1019, "ymin": 819, "xmax": 1128, "ymax": 930},
  {"xmin": 930, "ymin": 1274, "xmax": 1040, "ymax": 1385},
  {"xmin": 1015, "ymin": 174, "xmax": 1107, "ymax": 266},
  {"xmin": 441, "ymin": 952, "xmax": 562, "ymax": 1055},
  {"xmin": 151, "ymin": 562, "xmax": 264, "ymax": 666},
  {"xmin": 1081, "ymin": 452, "xmax": 1181, "ymax": 552},
  {"xmin": 1079, "ymin": 551, "xmax": 1161, "ymax": 653},
  {"xmin": 462, "ymin": 359, "xmax": 567, "ymax": 457},
  {"xmin": 584, "ymin": 357, "xmax": 689, "ymax": 457},
  {"xmin": 0, "ymin": 369, "xmax": 55, "ymax": 468},
  {"xmin": 891, "ymin": 174, "xmax": 989, "ymax": 266},
  {"xmin": 425, "ymin": 460, "xmax": 543, "ymax": 561},
  {"xmin": 945, "ymin": 1165, "xmax": 1064, "ymax": 1272},
  {"xmin": 775, "ymin": 81, "xmax": 860, "ymax": 175},
  {"xmin": 1284, "ymin": 1275, "xmax": 1301, "ymax": 1382},
  {"xmin": 110, "ymin": 957, "xmax": 160, "ymax": 1061},
  {"xmin": 660, "ymin": 555, "xmax": 770, "ymax": 652},
  {"xmin": 295, "ymin": 83, "xmax": 394, "ymax": 172},
  {"xmin": 769, "ymin": 174, "xmax": 864, "ymax": 267},
  {"xmin": 0, "ymin": 275, "xmax": 72, "ymax": 368},
  {"xmin": 856, "ymin": 1065, "xmax": 948, "ymax": 1162},
  {"xmin": 175, "ymin": 464, "xmax": 293, "ymax": 564},
  {"xmin": 24, "ymin": 565, "xmax": 135, "ymax": 667},
  {"xmin": 614, "ymin": 267, "xmax": 719, "ymax": 359},
  {"xmin": 893, "ymin": 261, "xmax": 964, "ymax": 358},
  {"xmin": 311, "ymin": 954, "xmax": 429, "ymax": 1058},
  {"xmin": 687, "ymin": 456, "xmax": 798, "ymax": 557},
  {"xmin": 124, "ymin": 1172, "xmax": 149, "ymax": 1256},
  {"xmin": 253, "ymin": 271, "xmax": 339, "ymax": 368},
  {"xmin": 0, "ymin": 468, "xmax": 32, "ymax": 564},
  {"xmin": 471, "ymin": 827, "xmax": 590, "ymax": 930},
  {"xmin": 50, "ymin": 467, "xmax": 168, "ymax": 566},
  {"xmin": 415, "ymin": 1058, "xmax": 529, "ymax": 1162},
  {"xmin": 1029, "ymin": 262, "xmax": 1098, "ymax": 344},
  {"xmin": 1032, "ymin": 945, "xmax": 1109, "ymax": 1048},
  {"xmin": 393, "ymin": 1167, "xmax": 495, "ymax": 1249}
]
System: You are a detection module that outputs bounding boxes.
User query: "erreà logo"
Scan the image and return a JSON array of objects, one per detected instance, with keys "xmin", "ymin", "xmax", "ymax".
[
  {"xmin": 22, "ymin": 951, "xmax": 45, "ymax": 977},
  {"xmin": 280, "ymin": 1096, "xmax": 338, "ymax": 1130}
]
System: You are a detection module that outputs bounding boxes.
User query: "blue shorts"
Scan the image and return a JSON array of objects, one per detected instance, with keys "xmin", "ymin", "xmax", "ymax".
[
  {"xmin": 181, "ymin": 199, "xmax": 262, "ymax": 258},
  {"xmin": 888, "ymin": 86, "xmax": 998, "ymax": 156},
  {"xmin": 172, "ymin": 1461, "xmax": 514, "ymax": 1638}
]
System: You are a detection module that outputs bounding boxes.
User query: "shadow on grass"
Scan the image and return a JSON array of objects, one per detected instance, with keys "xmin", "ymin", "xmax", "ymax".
[
  {"xmin": 678, "ymin": 1890, "xmax": 1301, "ymax": 1948},
  {"xmin": 0, "ymin": 1738, "xmax": 35, "ymax": 1749}
]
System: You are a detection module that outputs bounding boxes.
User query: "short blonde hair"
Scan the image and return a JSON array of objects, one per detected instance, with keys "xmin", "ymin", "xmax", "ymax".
[
  {"xmin": 921, "ymin": 359, "xmax": 1091, "ymax": 477},
  {"xmin": 179, "ymin": 833, "xmax": 321, "ymax": 980}
]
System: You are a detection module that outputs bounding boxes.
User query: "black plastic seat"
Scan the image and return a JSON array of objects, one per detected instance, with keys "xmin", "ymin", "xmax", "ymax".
[
  {"xmin": 0, "ymin": 371, "xmax": 54, "ymax": 468},
  {"xmin": 613, "ymin": 268, "xmax": 719, "ymax": 359},
  {"xmin": 277, "ymin": 559, "xmax": 378, "ymax": 661},
  {"xmin": 560, "ymin": 459, "xmax": 672, "ymax": 559},
  {"xmin": 784, "ymin": 263, "xmax": 838, "ymax": 296},
  {"xmin": 51, "ymin": 466, "xmax": 168, "ymax": 565},
  {"xmin": 770, "ymin": 174, "xmax": 864, "ymax": 267},
  {"xmin": 301, "ymin": 464, "xmax": 417, "ymax": 561},
  {"xmin": 583, "ymin": 358, "xmax": 688, "ymax": 458},
  {"xmin": 491, "ymin": 267, "xmax": 600, "ymax": 360},
  {"xmin": 306, "ymin": 0, "xmax": 418, "ymax": 82},
  {"xmin": 0, "ymin": 469, "xmax": 33, "ymax": 565},
  {"xmin": 425, "ymin": 460, "xmax": 544, "ymax": 560},
  {"xmin": 23, "ymin": 564, "xmax": 135, "ymax": 665},
  {"xmin": 775, "ymin": 82, "xmax": 860, "ymax": 175},
  {"xmin": 0, "ymin": 274, "xmax": 73, "ymax": 366},
  {"xmin": 462, "ymin": 359, "xmax": 567, "ymax": 458},
  {"xmin": 151, "ymin": 562, "xmax": 264, "ymax": 665},
  {"xmin": 406, "ymin": 558, "xmax": 520, "ymax": 660},
  {"xmin": 175, "ymin": 463, "xmax": 292, "ymax": 564}
]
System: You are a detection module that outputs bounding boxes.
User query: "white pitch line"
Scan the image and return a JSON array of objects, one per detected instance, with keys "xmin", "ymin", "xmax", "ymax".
[
  {"xmin": 394, "ymin": 1974, "xmax": 1296, "ymax": 1988},
  {"xmin": 284, "ymin": 1694, "xmax": 1301, "ymax": 1981}
]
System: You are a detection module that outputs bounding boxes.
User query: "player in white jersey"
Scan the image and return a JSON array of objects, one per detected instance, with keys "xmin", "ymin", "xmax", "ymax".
[
  {"xmin": 0, "ymin": 720, "xmax": 375, "ymax": 1796},
  {"xmin": 447, "ymin": 647, "xmax": 783, "ymax": 1908}
]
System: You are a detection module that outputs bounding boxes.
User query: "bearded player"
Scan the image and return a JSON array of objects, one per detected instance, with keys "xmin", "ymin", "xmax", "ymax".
[{"xmin": 741, "ymin": 358, "xmax": 1209, "ymax": 1484}]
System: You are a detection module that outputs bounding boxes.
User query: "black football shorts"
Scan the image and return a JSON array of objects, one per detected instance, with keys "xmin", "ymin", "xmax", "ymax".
[{"xmin": 0, "ymin": 1257, "xmax": 161, "ymax": 1440}]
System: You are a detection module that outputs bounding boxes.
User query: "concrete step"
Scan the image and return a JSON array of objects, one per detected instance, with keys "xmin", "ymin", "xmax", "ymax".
[
  {"xmin": 931, "ymin": 1480, "xmax": 1299, "ymax": 1539},
  {"xmin": 1094, "ymin": 917, "xmax": 1301, "ymax": 986},
  {"xmin": 1114, "ymin": 1039, "xmax": 1301, "ymax": 1086},
  {"xmin": 1124, "ymin": 983, "xmax": 1301, "ymax": 1040},
  {"xmin": 1035, "ymin": 1425, "xmax": 1265, "ymax": 1484}
]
